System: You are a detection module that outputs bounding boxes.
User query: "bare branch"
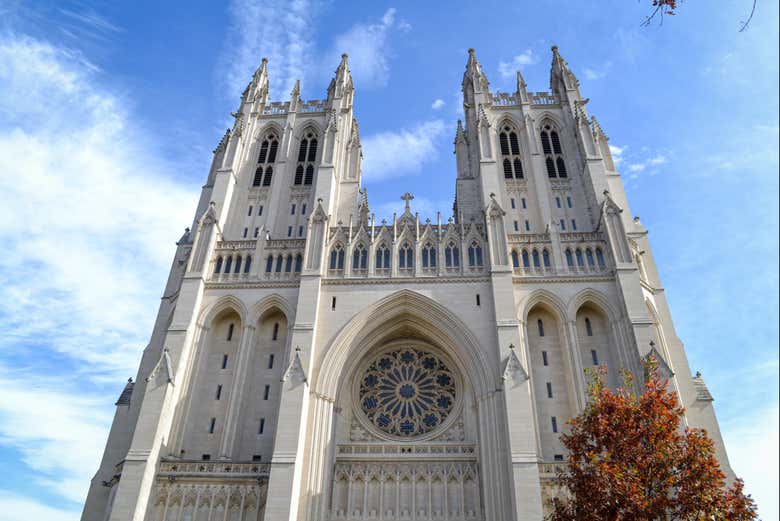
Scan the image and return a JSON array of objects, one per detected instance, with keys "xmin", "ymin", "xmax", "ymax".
[{"xmin": 739, "ymin": 0, "xmax": 757, "ymax": 32}]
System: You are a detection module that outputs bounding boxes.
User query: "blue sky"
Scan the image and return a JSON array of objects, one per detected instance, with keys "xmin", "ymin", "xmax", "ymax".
[{"xmin": 0, "ymin": 1, "xmax": 777, "ymax": 520}]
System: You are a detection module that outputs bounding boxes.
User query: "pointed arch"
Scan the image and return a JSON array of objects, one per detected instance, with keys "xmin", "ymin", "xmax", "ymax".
[
  {"xmin": 248, "ymin": 294, "xmax": 295, "ymax": 326},
  {"xmin": 198, "ymin": 295, "xmax": 249, "ymax": 328},
  {"xmin": 518, "ymin": 289, "xmax": 568, "ymax": 324},
  {"xmin": 314, "ymin": 289, "xmax": 497, "ymax": 399}
]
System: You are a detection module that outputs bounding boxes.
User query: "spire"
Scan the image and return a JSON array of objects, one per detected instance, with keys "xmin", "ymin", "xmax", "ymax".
[
  {"xmin": 549, "ymin": 45, "xmax": 580, "ymax": 100},
  {"xmin": 358, "ymin": 188, "xmax": 370, "ymax": 225},
  {"xmin": 289, "ymin": 79, "xmax": 301, "ymax": 111},
  {"xmin": 247, "ymin": 57, "xmax": 269, "ymax": 105},
  {"xmin": 454, "ymin": 119, "xmax": 466, "ymax": 144},
  {"xmin": 327, "ymin": 53, "xmax": 354, "ymax": 103},
  {"xmin": 462, "ymin": 48, "xmax": 490, "ymax": 94},
  {"xmin": 516, "ymin": 70, "xmax": 527, "ymax": 94}
]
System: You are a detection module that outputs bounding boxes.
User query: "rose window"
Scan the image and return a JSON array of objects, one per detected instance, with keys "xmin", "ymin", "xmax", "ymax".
[{"xmin": 357, "ymin": 348, "xmax": 457, "ymax": 438}]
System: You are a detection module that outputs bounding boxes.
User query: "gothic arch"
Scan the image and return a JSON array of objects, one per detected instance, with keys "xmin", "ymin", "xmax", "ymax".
[
  {"xmin": 518, "ymin": 289, "xmax": 568, "ymax": 324},
  {"xmin": 566, "ymin": 288, "xmax": 618, "ymax": 323},
  {"xmin": 535, "ymin": 113, "xmax": 564, "ymax": 132},
  {"xmin": 314, "ymin": 289, "xmax": 497, "ymax": 400},
  {"xmin": 293, "ymin": 119, "xmax": 325, "ymax": 138},
  {"xmin": 197, "ymin": 295, "xmax": 248, "ymax": 328},
  {"xmin": 248, "ymin": 294, "xmax": 295, "ymax": 326},
  {"xmin": 253, "ymin": 122, "xmax": 284, "ymax": 142}
]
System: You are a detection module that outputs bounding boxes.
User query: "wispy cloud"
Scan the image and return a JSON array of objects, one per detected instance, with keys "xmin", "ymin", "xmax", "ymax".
[
  {"xmin": 431, "ymin": 98, "xmax": 445, "ymax": 110},
  {"xmin": 583, "ymin": 60, "xmax": 613, "ymax": 80},
  {"xmin": 219, "ymin": 0, "xmax": 319, "ymax": 100},
  {"xmin": 498, "ymin": 49, "xmax": 538, "ymax": 78},
  {"xmin": 0, "ymin": 33, "xmax": 195, "ymax": 514},
  {"xmin": 325, "ymin": 8, "xmax": 407, "ymax": 89},
  {"xmin": 721, "ymin": 403, "xmax": 779, "ymax": 521},
  {"xmin": 361, "ymin": 120, "xmax": 447, "ymax": 182},
  {"xmin": 609, "ymin": 144, "xmax": 625, "ymax": 166}
]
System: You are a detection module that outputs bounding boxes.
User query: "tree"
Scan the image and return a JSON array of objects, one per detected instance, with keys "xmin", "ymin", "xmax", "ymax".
[{"xmin": 548, "ymin": 358, "xmax": 759, "ymax": 521}]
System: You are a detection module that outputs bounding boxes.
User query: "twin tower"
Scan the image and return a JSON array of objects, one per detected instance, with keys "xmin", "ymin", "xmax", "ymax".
[{"xmin": 82, "ymin": 48, "xmax": 732, "ymax": 521}]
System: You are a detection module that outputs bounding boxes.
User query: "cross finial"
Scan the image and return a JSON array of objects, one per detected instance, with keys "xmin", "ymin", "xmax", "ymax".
[{"xmin": 401, "ymin": 192, "xmax": 414, "ymax": 211}]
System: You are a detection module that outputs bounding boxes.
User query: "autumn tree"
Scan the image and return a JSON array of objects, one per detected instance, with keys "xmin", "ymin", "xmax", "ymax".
[{"xmin": 548, "ymin": 358, "xmax": 759, "ymax": 521}]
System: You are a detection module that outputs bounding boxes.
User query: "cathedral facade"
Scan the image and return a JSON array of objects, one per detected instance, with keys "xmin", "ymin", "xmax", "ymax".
[{"xmin": 82, "ymin": 48, "xmax": 732, "ymax": 521}]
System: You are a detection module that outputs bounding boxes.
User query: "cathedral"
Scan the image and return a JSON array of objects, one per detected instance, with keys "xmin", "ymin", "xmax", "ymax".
[{"xmin": 81, "ymin": 47, "xmax": 733, "ymax": 521}]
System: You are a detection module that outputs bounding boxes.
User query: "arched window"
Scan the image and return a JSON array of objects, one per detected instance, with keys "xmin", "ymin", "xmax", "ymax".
[
  {"xmin": 467, "ymin": 241, "xmax": 482, "ymax": 267},
  {"xmin": 522, "ymin": 250, "xmax": 530, "ymax": 268},
  {"xmin": 295, "ymin": 130, "xmax": 318, "ymax": 185},
  {"xmin": 244, "ymin": 255, "xmax": 252, "ymax": 273},
  {"xmin": 352, "ymin": 244, "xmax": 367, "ymax": 270},
  {"xmin": 445, "ymin": 242, "xmax": 460, "ymax": 268},
  {"xmin": 399, "ymin": 242, "xmax": 413, "ymax": 269},
  {"xmin": 224, "ymin": 256, "xmax": 233, "ymax": 273},
  {"xmin": 375, "ymin": 244, "xmax": 390, "ymax": 269},
  {"xmin": 329, "ymin": 244, "xmax": 345, "ymax": 270},
  {"xmin": 511, "ymin": 250, "xmax": 519, "ymax": 268},
  {"xmin": 575, "ymin": 249, "xmax": 584, "ymax": 267},
  {"xmin": 537, "ymin": 319, "xmax": 545, "ymax": 337},
  {"xmin": 284, "ymin": 255, "xmax": 293, "ymax": 272},
  {"xmin": 586, "ymin": 249, "xmax": 595, "ymax": 267},
  {"xmin": 540, "ymin": 123, "xmax": 567, "ymax": 178},
  {"xmin": 234, "ymin": 255, "xmax": 242, "ymax": 273},
  {"xmin": 294, "ymin": 254, "xmax": 303, "ymax": 272},
  {"xmin": 253, "ymin": 133, "xmax": 278, "ymax": 186},
  {"xmin": 532, "ymin": 249, "xmax": 541, "ymax": 268},
  {"xmin": 499, "ymin": 124, "xmax": 524, "ymax": 179},
  {"xmin": 275, "ymin": 254, "xmax": 283, "ymax": 272},
  {"xmin": 595, "ymin": 248, "xmax": 605, "ymax": 268},
  {"xmin": 585, "ymin": 317, "xmax": 593, "ymax": 336},
  {"xmin": 565, "ymin": 249, "xmax": 574, "ymax": 267},
  {"xmin": 214, "ymin": 256, "xmax": 223, "ymax": 274},
  {"xmin": 262, "ymin": 166, "xmax": 273, "ymax": 187},
  {"xmin": 265, "ymin": 255, "xmax": 274, "ymax": 273},
  {"xmin": 542, "ymin": 249, "xmax": 551, "ymax": 267},
  {"xmin": 421, "ymin": 242, "xmax": 436, "ymax": 268}
]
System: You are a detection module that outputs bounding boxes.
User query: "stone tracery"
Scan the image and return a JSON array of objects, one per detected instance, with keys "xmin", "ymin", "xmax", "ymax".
[{"xmin": 357, "ymin": 347, "xmax": 458, "ymax": 439}]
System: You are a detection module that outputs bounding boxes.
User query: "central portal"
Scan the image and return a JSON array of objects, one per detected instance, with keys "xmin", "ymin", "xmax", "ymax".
[{"xmin": 330, "ymin": 339, "xmax": 484, "ymax": 520}]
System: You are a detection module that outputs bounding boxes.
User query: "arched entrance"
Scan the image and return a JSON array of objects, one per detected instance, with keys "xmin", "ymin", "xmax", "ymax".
[{"xmin": 302, "ymin": 290, "xmax": 510, "ymax": 521}]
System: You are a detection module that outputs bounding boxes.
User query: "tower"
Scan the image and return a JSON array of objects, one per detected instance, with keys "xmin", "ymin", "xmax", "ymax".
[{"xmin": 82, "ymin": 48, "xmax": 733, "ymax": 521}]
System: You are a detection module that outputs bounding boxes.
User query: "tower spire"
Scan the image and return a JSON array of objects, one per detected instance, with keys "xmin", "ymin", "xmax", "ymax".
[
  {"xmin": 247, "ymin": 57, "xmax": 269, "ymax": 105},
  {"xmin": 462, "ymin": 48, "xmax": 490, "ymax": 94},
  {"xmin": 549, "ymin": 45, "xmax": 581, "ymax": 102},
  {"xmin": 327, "ymin": 53, "xmax": 354, "ymax": 104}
]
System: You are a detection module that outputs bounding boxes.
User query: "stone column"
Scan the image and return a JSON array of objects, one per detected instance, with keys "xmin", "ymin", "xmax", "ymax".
[{"xmin": 219, "ymin": 324, "xmax": 256, "ymax": 459}]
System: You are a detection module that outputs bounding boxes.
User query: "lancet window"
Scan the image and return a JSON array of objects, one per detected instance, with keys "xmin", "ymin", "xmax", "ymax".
[
  {"xmin": 467, "ymin": 241, "xmax": 483, "ymax": 267},
  {"xmin": 329, "ymin": 244, "xmax": 345, "ymax": 270},
  {"xmin": 444, "ymin": 242, "xmax": 460, "ymax": 268},
  {"xmin": 294, "ymin": 130, "xmax": 318, "ymax": 185},
  {"xmin": 499, "ymin": 124, "xmax": 524, "ymax": 179},
  {"xmin": 421, "ymin": 242, "xmax": 436, "ymax": 268},
  {"xmin": 398, "ymin": 242, "xmax": 414, "ymax": 270},
  {"xmin": 352, "ymin": 243, "xmax": 368, "ymax": 270},
  {"xmin": 253, "ymin": 132, "xmax": 279, "ymax": 187},
  {"xmin": 375, "ymin": 243, "xmax": 391, "ymax": 270},
  {"xmin": 540, "ymin": 123, "xmax": 568, "ymax": 179}
]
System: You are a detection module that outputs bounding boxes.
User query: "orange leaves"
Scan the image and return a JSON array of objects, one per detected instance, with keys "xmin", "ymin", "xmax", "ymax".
[{"xmin": 549, "ymin": 356, "xmax": 758, "ymax": 521}]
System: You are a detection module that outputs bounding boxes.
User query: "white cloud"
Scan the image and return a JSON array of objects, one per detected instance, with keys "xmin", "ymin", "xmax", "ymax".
[
  {"xmin": 582, "ymin": 61, "xmax": 613, "ymax": 80},
  {"xmin": 0, "ymin": 36, "xmax": 196, "ymax": 378},
  {"xmin": 431, "ymin": 99, "xmax": 445, "ymax": 110},
  {"xmin": 721, "ymin": 404, "xmax": 779, "ymax": 521},
  {"xmin": 361, "ymin": 120, "xmax": 447, "ymax": 182},
  {"xmin": 326, "ymin": 8, "xmax": 405, "ymax": 88},
  {"xmin": 498, "ymin": 49, "xmax": 538, "ymax": 78},
  {"xmin": 0, "ymin": 491, "xmax": 79, "ymax": 521},
  {"xmin": 0, "ymin": 33, "xmax": 195, "ymax": 510},
  {"xmin": 0, "ymin": 368, "xmax": 112, "ymax": 504},
  {"xmin": 609, "ymin": 144, "xmax": 625, "ymax": 166},
  {"xmin": 219, "ymin": 0, "xmax": 319, "ymax": 99}
]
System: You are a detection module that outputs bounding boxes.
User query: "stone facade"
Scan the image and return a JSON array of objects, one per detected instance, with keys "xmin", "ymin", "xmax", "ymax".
[{"xmin": 81, "ymin": 48, "xmax": 733, "ymax": 521}]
